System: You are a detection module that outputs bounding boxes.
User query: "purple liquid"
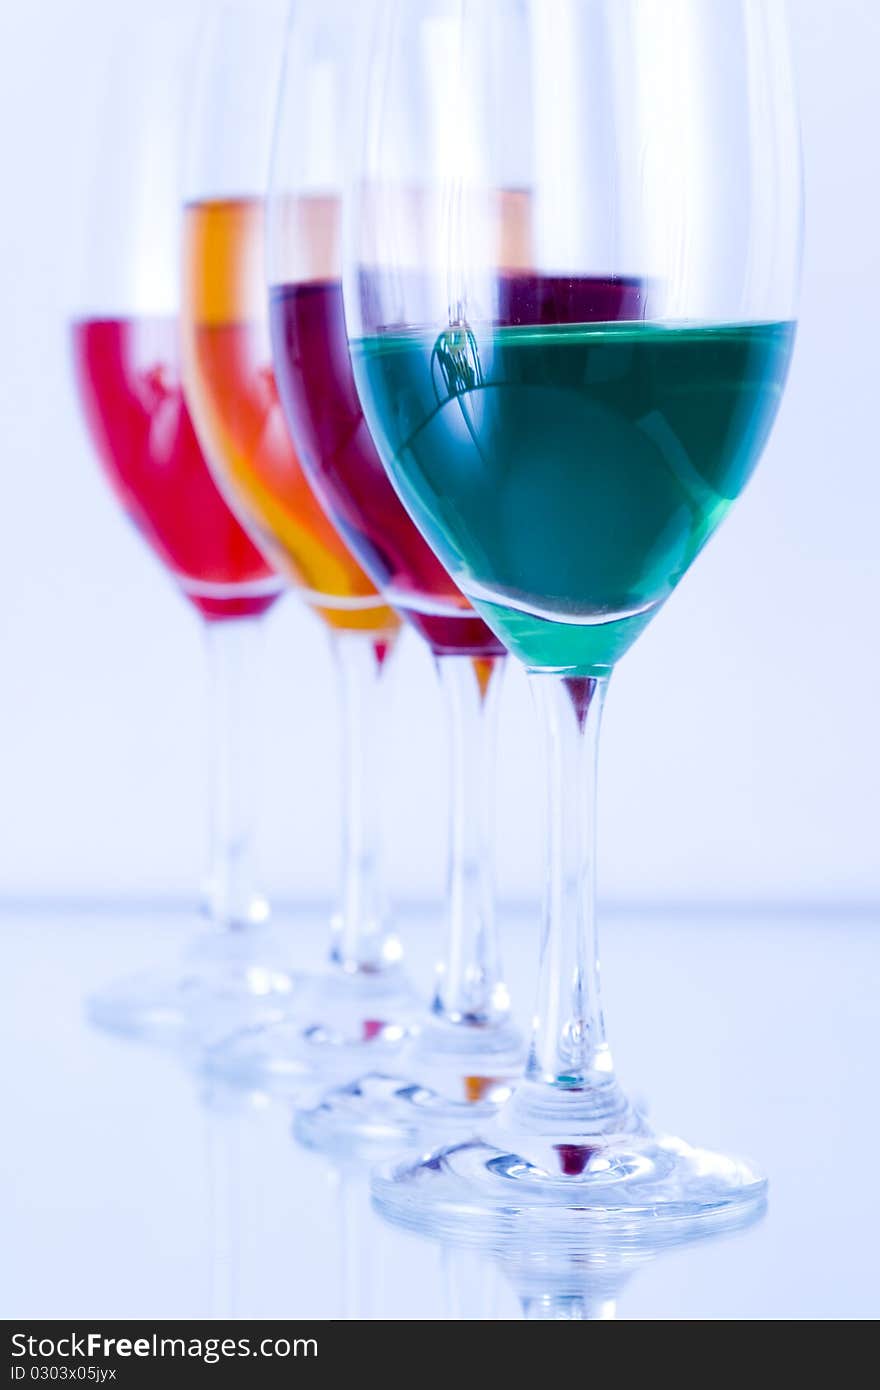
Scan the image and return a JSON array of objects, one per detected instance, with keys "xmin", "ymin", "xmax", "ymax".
[{"xmin": 270, "ymin": 279, "xmax": 504, "ymax": 658}]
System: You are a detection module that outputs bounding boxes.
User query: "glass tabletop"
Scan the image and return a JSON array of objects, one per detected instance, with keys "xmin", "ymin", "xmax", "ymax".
[{"xmin": 2, "ymin": 902, "xmax": 876, "ymax": 1320}]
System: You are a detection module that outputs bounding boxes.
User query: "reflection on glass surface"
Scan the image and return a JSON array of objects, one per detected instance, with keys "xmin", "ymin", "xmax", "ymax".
[
  {"xmin": 291, "ymin": 1080, "xmax": 420, "ymax": 1320},
  {"xmin": 389, "ymin": 1188, "xmax": 766, "ymax": 1321},
  {"xmin": 84, "ymin": 961, "xmax": 769, "ymax": 1322},
  {"xmin": 62, "ymin": 903, "xmax": 879, "ymax": 1320}
]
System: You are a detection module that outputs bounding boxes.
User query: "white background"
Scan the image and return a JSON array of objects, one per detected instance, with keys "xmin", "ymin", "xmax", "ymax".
[{"xmin": 0, "ymin": 0, "xmax": 877, "ymax": 911}]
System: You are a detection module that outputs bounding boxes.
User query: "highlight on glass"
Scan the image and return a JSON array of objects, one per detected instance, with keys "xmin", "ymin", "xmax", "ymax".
[
  {"xmin": 179, "ymin": 0, "xmax": 421, "ymax": 1076},
  {"xmin": 70, "ymin": 5, "xmax": 289, "ymax": 1044},
  {"xmin": 343, "ymin": 0, "xmax": 802, "ymax": 1239}
]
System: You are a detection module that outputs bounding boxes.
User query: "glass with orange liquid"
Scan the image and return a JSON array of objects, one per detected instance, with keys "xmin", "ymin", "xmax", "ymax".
[{"xmin": 180, "ymin": 4, "xmax": 417, "ymax": 1078}]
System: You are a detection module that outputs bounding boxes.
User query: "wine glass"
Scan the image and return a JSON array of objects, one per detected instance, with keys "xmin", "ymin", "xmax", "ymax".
[
  {"xmin": 180, "ymin": 0, "xmax": 419, "ymax": 1077},
  {"xmin": 208, "ymin": 0, "xmax": 526, "ymax": 1119},
  {"xmin": 345, "ymin": 0, "xmax": 801, "ymax": 1240},
  {"xmin": 200, "ymin": 0, "xmax": 525, "ymax": 1112},
  {"xmin": 71, "ymin": 2, "xmax": 295, "ymax": 1044}
]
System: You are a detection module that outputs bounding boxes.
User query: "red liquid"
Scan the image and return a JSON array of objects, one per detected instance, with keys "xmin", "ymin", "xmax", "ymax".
[
  {"xmin": 72, "ymin": 317, "xmax": 281, "ymax": 621},
  {"xmin": 554, "ymin": 1143, "xmax": 598, "ymax": 1177},
  {"xmin": 269, "ymin": 281, "xmax": 504, "ymax": 658}
]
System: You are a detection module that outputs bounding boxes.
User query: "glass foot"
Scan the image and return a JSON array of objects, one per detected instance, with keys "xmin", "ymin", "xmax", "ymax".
[
  {"xmin": 296, "ymin": 1017, "xmax": 526, "ymax": 1158},
  {"xmin": 372, "ymin": 1121, "xmax": 767, "ymax": 1251},
  {"xmin": 86, "ymin": 923, "xmax": 299, "ymax": 1048},
  {"xmin": 202, "ymin": 966, "xmax": 422, "ymax": 1097}
]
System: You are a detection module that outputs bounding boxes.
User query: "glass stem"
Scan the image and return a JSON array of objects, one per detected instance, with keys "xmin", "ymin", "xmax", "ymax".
[
  {"xmin": 202, "ymin": 616, "xmax": 269, "ymax": 932},
  {"xmin": 432, "ymin": 655, "xmax": 508, "ymax": 1027},
  {"xmin": 330, "ymin": 631, "xmax": 399, "ymax": 975},
  {"xmin": 510, "ymin": 673, "xmax": 631, "ymax": 1134}
]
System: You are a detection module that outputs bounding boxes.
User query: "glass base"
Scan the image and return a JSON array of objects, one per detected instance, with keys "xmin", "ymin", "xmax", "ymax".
[
  {"xmin": 372, "ymin": 1118, "xmax": 767, "ymax": 1252},
  {"xmin": 295, "ymin": 1016, "xmax": 526, "ymax": 1158},
  {"xmin": 86, "ymin": 923, "xmax": 299, "ymax": 1049},
  {"xmin": 202, "ymin": 966, "xmax": 422, "ymax": 1098}
]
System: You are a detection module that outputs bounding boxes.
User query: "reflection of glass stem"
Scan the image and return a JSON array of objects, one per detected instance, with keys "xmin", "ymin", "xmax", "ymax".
[
  {"xmin": 441, "ymin": 1246, "xmax": 499, "ymax": 1320},
  {"xmin": 333, "ymin": 1167, "xmax": 372, "ymax": 1320},
  {"xmin": 510, "ymin": 1249, "xmax": 642, "ymax": 1321},
  {"xmin": 204, "ymin": 1103, "xmax": 242, "ymax": 1319},
  {"xmin": 432, "ymin": 656, "xmax": 508, "ymax": 1028},
  {"xmin": 330, "ymin": 632, "xmax": 401, "ymax": 976},
  {"xmin": 203, "ymin": 616, "xmax": 270, "ymax": 932},
  {"xmin": 520, "ymin": 1292, "xmax": 618, "ymax": 1320}
]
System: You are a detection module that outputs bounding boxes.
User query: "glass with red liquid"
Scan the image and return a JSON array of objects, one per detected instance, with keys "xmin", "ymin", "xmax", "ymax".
[
  {"xmin": 72, "ymin": 316, "xmax": 279, "ymax": 623},
  {"xmin": 71, "ymin": 8, "xmax": 291, "ymax": 1045}
]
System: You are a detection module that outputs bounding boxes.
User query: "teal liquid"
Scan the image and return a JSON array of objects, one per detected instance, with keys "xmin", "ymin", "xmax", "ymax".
[{"xmin": 353, "ymin": 318, "xmax": 795, "ymax": 674}]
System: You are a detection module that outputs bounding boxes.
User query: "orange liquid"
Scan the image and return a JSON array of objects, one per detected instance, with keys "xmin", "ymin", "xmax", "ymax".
[{"xmin": 181, "ymin": 197, "xmax": 397, "ymax": 637}]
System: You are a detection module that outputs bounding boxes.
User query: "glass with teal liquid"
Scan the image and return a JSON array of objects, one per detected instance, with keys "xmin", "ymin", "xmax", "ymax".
[
  {"xmin": 355, "ymin": 308, "xmax": 794, "ymax": 674},
  {"xmin": 344, "ymin": 0, "xmax": 803, "ymax": 1247}
]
